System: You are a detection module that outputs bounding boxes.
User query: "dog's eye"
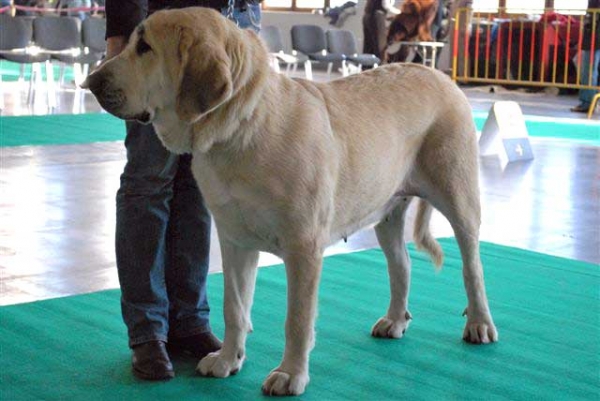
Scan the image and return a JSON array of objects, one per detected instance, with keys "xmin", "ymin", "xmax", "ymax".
[{"xmin": 136, "ymin": 38, "xmax": 152, "ymax": 55}]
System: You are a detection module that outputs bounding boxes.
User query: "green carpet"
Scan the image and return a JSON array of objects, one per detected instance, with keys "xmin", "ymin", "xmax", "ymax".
[
  {"xmin": 0, "ymin": 113, "xmax": 125, "ymax": 147},
  {"xmin": 1, "ymin": 60, "xmax": 75, "ymax": 83},
  {"xmin": 1, "ymin": 239, "xmax": 598, "ymax": 400},
  {"xmin": 472, "ymin": 111, "xmax": 600, "ymax": 145},
  {"xmin": 1, "ymin": 112, "xmax": 599, "ymax": 148}
]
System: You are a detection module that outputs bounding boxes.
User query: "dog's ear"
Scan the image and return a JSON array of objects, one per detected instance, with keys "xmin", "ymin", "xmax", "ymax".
[{"xmin": 176, "ymin": 28, "xmax": 233, "ymax": 123}]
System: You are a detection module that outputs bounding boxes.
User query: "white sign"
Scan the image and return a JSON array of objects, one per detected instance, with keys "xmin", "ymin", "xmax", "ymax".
[{"xmin": 479, "ymin": 101, "xmax": 534, "ymax": 166}]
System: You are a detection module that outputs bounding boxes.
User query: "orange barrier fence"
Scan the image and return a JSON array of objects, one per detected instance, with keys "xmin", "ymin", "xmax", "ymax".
[{"xmin": 451, "ymin": 7, "xmax": 599, "ymax": 90}]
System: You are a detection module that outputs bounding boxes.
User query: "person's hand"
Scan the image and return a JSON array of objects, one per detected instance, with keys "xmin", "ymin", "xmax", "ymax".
[{"xmin": 106, "ymin": 36, "xmax": 127, "ymax": 60}]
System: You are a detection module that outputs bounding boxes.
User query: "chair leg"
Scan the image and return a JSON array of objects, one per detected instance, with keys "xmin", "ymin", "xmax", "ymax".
[
  {"xmin": 19, "ymin": 64, "xmax": 25, "ymax": 84},
  {"xmin": 28, "ymin": 63, "xmax": 41, "ymax": 107},
  {"xmin": 45, "ymin": 60, "xmax": 57, "ymax": 110},
  {"xmin": 588, "ymin": 93, "xmax": 600, "ymax": 119},
  {"xmin": 82, "ymin": 64, "xmax": 90, "ymax": 81},
  {"xmin": 73, "ymin": 63, "xmax": 85, "ymax": 86},
  {"xmin": 341, "ymin": 60, "xmax": 349, "ymax": 77},
  {"xmin": 326, "ymin": 62, "xmax": 333, "ymax": 79},
  {"xmin": 271, "ymin": 57, "xmax": 281, "ymax": 74},
  {"xmin": 59, "ymin": 64, "xmax": 66, "ymax": 87},
  {"xmin": 0, "ymin": 73, "xmax": 4, "ymax": 111},
  {"xmin": 304, "ymin": 60, "xmax": 313, "ymax": 80}
]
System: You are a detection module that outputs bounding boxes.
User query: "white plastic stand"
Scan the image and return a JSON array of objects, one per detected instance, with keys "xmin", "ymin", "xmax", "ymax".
[{"xmin": 479, "ymin": 101, "xmax": 534, "ymax": 167}]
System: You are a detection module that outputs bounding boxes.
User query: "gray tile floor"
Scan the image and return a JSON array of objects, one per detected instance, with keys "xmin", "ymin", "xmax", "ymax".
[{"xmin": 1, "ymin": 72, "xmax": 599, "ymax": 306}]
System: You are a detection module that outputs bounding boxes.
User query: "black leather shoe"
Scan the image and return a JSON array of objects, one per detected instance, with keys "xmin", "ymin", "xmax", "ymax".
[
  {"xmin": 131, "ymin": 341, "xmax": 175, "ymax": 381},
  {"xmin": 570, "ymin": 104, "xmax": 590, "ymax": 113},
  {"xmin": 168, "ymin": 332, "xmax": 222, "ymax": 359}
]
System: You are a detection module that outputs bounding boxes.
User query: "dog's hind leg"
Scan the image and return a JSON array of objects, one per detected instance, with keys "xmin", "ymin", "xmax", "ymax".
[
  {"xmin": 371, "ymin": 197, "xmax": 414, "ymax": 338},
  {"xmin": 414, "ymin": 123, "xmax": 498, "ymax": 344}
]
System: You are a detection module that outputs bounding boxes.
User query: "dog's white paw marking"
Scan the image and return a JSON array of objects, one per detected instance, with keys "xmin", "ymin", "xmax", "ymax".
[
  {"xmin": 463, "ymin": 322, "xmax": 498, "ymax": 344},
  {"xmin": 261, "ymin": 370, "xmax": 309, "ymax": 396},
  {"xmin": 196, "ymin": 351, "xmax": 243, "ymax": 377},
  {"xmin": 371, "ymin": 311, "xmax": 412, "ymax": 338},
  {"xmin": 462, "ymin": 309, "xmax": 498, "ymax": 344}
]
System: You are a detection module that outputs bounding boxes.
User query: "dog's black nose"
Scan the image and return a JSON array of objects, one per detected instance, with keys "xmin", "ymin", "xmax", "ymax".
[
  {"xmin": 135, "ymin": 111, "xmax": 151, "ymax": 124},
  {"xmin": 82, "ymin": 71, "xmax": 126, "ymax": 116},
  {"xmin": 83, "ymin": 70, "xmax": 105, "ymax": 95}
]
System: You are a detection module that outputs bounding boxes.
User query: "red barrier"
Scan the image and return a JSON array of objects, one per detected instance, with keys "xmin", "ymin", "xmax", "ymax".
[{"xmin": 452, "ymin": 7, "xmax": 599, "ymax": 91}]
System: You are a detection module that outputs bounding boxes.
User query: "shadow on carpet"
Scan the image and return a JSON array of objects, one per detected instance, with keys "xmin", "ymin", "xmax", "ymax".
[{"xmin": 1, "ymin": 239, "xmax": 598, "ymax": 400}]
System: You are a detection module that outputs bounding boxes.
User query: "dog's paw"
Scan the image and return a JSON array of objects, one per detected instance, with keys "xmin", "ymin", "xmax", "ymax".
[
  {"xmin": 371, "ymin": 311, "xmax": 412, "ymax": 338},
  {"xmin": 462, "ymin": 309, "xmax": 498, "ymax": 344},
  {"xmin": 196, "ymin": 351, "xmax": 244, "ymax": 377},
  {"xmin": 262, "ymin": 370, "xmax": 309, "ymax": 396}
]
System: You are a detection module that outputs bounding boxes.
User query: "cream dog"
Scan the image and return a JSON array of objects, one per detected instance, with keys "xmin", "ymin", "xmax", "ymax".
[{"xmin": 83, "ymin": 8, "xmax": 498, "ymax": 396}]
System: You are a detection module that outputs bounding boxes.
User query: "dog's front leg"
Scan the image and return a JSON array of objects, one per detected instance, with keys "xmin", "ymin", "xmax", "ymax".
[
  {"xmin": 197, "ymin": 240, "xmax": 259, "ymax": 377},
  {"xmin": 262, "ymin": 250, "xmax": 323, "ymax": 396}
]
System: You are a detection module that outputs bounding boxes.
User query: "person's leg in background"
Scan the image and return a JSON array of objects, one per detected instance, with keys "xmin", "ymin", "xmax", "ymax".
[
  {"xmin": 572, "ymin": 49, "xmax": 600, "ymax": 112},
  {"xmin": 116, "ymin": 121, "xmax": 182, "ymax": 380},
  {"xmin": 165, "ymin": 152, "xmax": 220, "ymax": 358},
  {"xmin": 362, "ymin": 14, "xmax": 380, "ymax": 58},
  {"xmin": 117, "ymin": 118, "xmax": 220, "ymax": 380}
]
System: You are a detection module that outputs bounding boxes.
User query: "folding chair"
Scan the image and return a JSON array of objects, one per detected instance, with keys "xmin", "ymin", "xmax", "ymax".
[
  {"xmin": 33, "ymin": 15, "xmax": 84, "ymax": 92},
  {"xmin": 0, "ymin": 14, "xmax": 52, "ymax": 109},
  {"xmin": 259, "ymin": 25, "xmax": 304, "ymax": 75},
  {"xmin": 291, "ymin": 24, "xmax": 345, "ymax": 80},
  {"xmin": 326, "ymin": 29, "xmax": 380, "ymax": 75}
]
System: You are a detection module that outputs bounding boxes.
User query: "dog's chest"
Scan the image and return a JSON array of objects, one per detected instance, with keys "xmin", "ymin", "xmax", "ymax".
[{"xmin": 191, "ymin": 155, "xmax": 284, "ymax": 254}]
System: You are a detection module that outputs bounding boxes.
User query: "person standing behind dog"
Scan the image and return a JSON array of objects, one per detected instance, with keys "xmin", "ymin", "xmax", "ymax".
[
  {"xmin": 363, "ymin": 0, "xmax": 400, "ymax": 59},
  {"xmin": 571, "ymin": 0, "xmax": 600, "ymax": 113},
  {"xmin": 104, "ymin": 0, "xmax": 261, "ymax": 381}
]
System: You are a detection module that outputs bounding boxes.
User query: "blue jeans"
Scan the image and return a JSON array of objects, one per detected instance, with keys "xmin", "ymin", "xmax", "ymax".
[
  {"xmin": 66, "ymin": 0, "xmax": 91, "ymax": 20},
  {"xmin": 221, "ymin": 3, "xmax": 261, "ymax": 33},
  {"xmin": 579, "ymin": 49, "xmax": 600, "ymax": 107},
  {"xmin": 116, "ymin": 6, "xmax": 261, "ymax": 348}
]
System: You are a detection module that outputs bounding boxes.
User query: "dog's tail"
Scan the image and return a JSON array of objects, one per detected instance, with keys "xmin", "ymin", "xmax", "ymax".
[{"xmin": 413, "ymin": 199, "xmax": 444, "ymax": 269}]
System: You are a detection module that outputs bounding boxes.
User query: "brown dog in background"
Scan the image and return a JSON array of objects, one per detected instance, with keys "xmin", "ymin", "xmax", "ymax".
[
  {"xmin": 384, "ymin": 0, "xmax": 439, "ymax": 63},
  {"xmin": 401, "ymin": 0, "xmax": 439, "ymax": 41}
]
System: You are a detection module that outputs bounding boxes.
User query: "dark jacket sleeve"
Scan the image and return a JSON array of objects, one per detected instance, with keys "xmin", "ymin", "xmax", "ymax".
[{"xmin": 106, "ymin": 0, "xmax": 148, "ymax": 39}]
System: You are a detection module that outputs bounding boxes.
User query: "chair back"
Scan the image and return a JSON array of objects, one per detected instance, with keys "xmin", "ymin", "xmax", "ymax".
[
  {"xmin": 291, "ymin": 25, "xmax": 327, "ymax": 54},
  {"xmin": 82, "ymin": 17, "xmax": 106, "ymax": 53},
  {"xmin": 326, "ymin": 30, "xmax": 358, "ymax": 55},
  {"xmin": 259, "ymin": 25, "xmax": 284, "ymax": 53},
  {"xmin": 33, "ymin": 16, "xmax": 81, "ymax": 51},
  {"xmin": 0, "ymin": 15, "xmax": 33, "ymax": 51}
]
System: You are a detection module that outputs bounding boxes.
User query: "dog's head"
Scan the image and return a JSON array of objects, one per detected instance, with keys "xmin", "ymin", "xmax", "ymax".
[
  {"xmin": 400, "ymin": 0, "xmax": 437, "ymax": 15},
  {"xmin": 387, "ymin": 13, "xmax": 419, "ymax": 43},
  {"xmin": 82, "ymin": 8, "xmax": 250, "ymax": 125}
]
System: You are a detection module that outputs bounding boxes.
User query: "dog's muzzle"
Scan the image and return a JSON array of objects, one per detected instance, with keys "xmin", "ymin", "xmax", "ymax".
[{"xmin": 82, "ymin": 70, "xmax": 151, "ymax": 123}]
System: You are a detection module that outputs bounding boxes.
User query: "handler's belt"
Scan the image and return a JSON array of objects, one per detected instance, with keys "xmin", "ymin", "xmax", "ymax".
[{"xmin": 149, "ymin": 0, "xmax": 262, "ymax": 14}]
